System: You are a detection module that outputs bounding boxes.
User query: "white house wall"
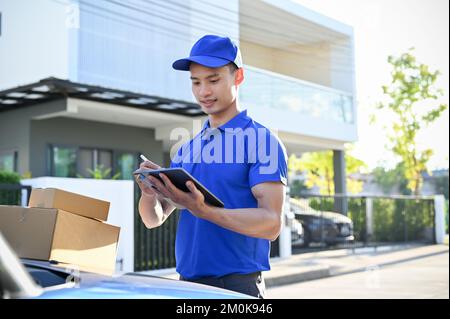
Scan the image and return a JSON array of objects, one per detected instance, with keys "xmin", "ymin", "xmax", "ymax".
[
  {"xmin": 241, "ymin": 40, "xmax": 333, "ymax": 91},
  {"xmin": 76, "ymin": 0, "xmax": 239, "ymax": 103},
  {"xmin": 189, "ymin": 0, "xmax": 239, "ymax": 43},
  {"xmin": 0, "ymin": 0, "xmax": 70, "ymax": 90}
]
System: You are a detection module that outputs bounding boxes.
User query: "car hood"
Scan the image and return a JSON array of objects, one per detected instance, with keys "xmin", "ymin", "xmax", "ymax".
[
  {"xmin": 294, "ymin": 211, "xmax": 352, "ymax": 224},
  {"xmin": 34, "ymin": 272, "xmax": 252, "ymax": 299},
  {"xmin": 290, "ymin": 198, "xmax": 352, "ymax": 224}
]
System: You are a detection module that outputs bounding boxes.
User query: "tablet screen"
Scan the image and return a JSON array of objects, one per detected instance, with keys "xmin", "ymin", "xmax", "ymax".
[{"xmin": 133, "ymin": 168, "xmax": 224, "ymax": 207}]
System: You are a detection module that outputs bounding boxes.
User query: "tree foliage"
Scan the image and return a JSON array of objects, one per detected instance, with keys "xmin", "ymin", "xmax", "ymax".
[
  {"xmin": 373, "ymin": 48, "xmax": 448, "ymax": 194},
  {"xmin": 288, "ymin": 145, "xmax": 367, "ymax": 195}
]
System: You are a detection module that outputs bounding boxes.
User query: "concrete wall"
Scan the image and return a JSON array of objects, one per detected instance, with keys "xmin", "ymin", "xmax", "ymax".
[
  {"xmin": 0, "ymin": 98, "xmax": 164, "ymax": 177},
  {"xmin": 0, "ymin": 100, "xmax": 67, "ymax": 176},
  {"xmin": 30, "ymin": 116, "xmax": 164, "ymax": 177}
]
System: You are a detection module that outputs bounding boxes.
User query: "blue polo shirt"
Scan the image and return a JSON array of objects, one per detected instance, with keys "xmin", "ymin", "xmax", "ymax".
[{"xmin": 170, "ymin": 109, "xmax": 288, "ymax": 279}]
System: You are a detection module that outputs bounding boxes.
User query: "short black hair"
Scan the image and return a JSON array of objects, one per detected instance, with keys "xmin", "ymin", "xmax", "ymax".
[{"xmin": 228, "ymin": 63, "xmax": 239, "ymax": 73}]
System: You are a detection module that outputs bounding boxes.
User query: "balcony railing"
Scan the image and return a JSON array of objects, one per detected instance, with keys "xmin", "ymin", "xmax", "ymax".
[{"xmin": 240, "ymin": 65, "xmax": 354, "ymax": 124}]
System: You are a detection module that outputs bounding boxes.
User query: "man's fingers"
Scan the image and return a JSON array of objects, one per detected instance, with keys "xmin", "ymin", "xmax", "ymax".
[
  {"xmin": 135, "ymin": 175, "xmax": 147, "ymax": 188},
  {"xmin": 148, "ymin": 176, "xmax": 171, "ymax": 198},
  {"xmin": 186, "ymin": 181, "xmax": 203, "ymax": 199},
  {"xmin": 159, "ymin": 173, "xmax": 178, "ymax": 193},
  {"xmin": 147, "ymin": 176, "xmax": 164, "ymax": 189},
  {"xmin": 152, "ymin": 187, "xmax": 164, "ymax": 198},
  {"xmin": 140, "ymin": 160, "xmax": 161, "ymax": 170}
]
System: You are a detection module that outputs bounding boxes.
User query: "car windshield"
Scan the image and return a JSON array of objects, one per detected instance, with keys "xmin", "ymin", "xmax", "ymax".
[{"xmin": 0, "ymin": 232, "xmax": 43, "ymax": 299}]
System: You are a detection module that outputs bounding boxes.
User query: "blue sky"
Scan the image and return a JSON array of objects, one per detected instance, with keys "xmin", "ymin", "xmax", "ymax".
[{"xmin": 294, "ymin": 0, "xmax": 449, "ymax": 171}]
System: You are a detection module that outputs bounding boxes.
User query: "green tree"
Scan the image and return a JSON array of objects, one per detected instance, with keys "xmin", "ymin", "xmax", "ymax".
[
  {"xmin": 431, "ymin": 173, "xmax": 449, "ymax": 199},
  {"xmin": 289, "ymin": 179, "xmax": 308, "ymax": 196},
  {"xmin": 372, "ymin": 48, "xmax": 448, "ymax": 195},
  {"xmin": 372, "ymin": 162, "xmax": 412, "ymax": 195},
  {"xmin": 288, "ymin": 145, "xmax": 367, "ymax": 195}
]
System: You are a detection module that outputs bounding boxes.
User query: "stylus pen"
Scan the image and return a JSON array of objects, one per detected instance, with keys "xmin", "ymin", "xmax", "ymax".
[{"xmin": 138, "ymin": 154, "xmax": 158, "ymax": 189}]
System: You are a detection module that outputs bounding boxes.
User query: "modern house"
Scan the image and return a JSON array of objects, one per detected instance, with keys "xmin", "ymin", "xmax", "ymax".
[{"xmin": 0, "ymin": 0, "xmax": 357, "ymax": 272}]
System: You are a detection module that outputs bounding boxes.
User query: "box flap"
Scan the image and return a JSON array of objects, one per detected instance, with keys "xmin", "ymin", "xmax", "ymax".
[
  {"xmin": 29, "ymin": 188, "xmax": 110, "ymax": 221},
  {"xmin": 28, "ymin": 188, "xmax": 56, "ymax": 208}
]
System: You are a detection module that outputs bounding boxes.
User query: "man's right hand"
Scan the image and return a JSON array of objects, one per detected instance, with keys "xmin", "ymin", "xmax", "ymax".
[
  {"xmin": 135, "ymin": 159, "xmax": 163, "ymax": 199},
  {"xmin": 136, "ymin": 159, "xmax": 178, "ymax": 229}
]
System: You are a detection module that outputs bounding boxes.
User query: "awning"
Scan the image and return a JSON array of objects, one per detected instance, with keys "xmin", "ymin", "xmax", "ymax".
[{"xmin": 0, "ymin": 77, "xmax": 204, "ymax": 117}]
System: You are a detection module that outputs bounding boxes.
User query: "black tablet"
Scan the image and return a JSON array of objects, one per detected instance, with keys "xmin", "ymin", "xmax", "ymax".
[{"xmin": 133, "ymin": 167, "xmax": 224, "ymax": 208}]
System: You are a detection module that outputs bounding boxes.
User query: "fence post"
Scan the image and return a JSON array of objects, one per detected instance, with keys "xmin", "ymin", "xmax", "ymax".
[
  {"xmin": 434, "ymin": 195, "xmax": 446, "ymax": 244},
  {"xmin": 21, "ymin": 188, "xmax": 28, "ymax": 206},
  {"xmin": 365, "ymin": 197, "xmax": 373, "ymax": 244},
  {"xmin": 279, "ymin": 187, "xmax": 292, "ymax": 258}
]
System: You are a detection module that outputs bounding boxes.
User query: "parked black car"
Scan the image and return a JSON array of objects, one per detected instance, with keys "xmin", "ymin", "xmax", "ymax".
[
  {"xmin": 290, "ymin": 198, "xmax": 354, "ymax": 247},
  {"xmin": 290, "ymin": 218, "xmax": 304, "ymax": 246}
]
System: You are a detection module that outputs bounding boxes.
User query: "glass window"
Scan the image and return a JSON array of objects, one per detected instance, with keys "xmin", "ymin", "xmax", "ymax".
[
  {"xmin": 0, "ymin": 150, "xmax": 17, "ymax": 172},
  {"xmin": 50, "ymin": 145, "xmax": 135, "ymax": 179},
  {"xmin": 116, "ymin": 153, "xmax": 137, "ymax": 180},
  {"xmin": 52, "ymin": 146, "xmax": 77, "ymax": 177},
  {"xmin": 78, "ymin": 148, "xmax": 113, "ymax": 178}
]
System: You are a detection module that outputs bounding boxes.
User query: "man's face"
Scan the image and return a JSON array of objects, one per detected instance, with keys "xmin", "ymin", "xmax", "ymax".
[{"xmin": 189, "ymin": 63, "xmax": 242, "ymax": 115}]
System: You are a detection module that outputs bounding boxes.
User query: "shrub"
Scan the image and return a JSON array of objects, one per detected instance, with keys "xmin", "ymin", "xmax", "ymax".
[{"xmin": 0, "ymin": 170, "xmax": 22, "ymax": 205}]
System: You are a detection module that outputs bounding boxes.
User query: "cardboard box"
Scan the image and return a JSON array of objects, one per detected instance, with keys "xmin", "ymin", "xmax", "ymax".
[
  {"xmin": 28, "ymin": 188, "xmax": 110, "ymax": 221},
  {"xmin": 0, "ymin": 205, "xmax": 120, "ymax": 275}
]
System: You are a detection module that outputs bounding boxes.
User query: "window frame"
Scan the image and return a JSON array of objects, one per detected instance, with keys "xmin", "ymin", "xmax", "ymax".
[
  {"xmin": 0, "ymin": 149, "xmax": 18, "ymax": 173},
  {"xmin": 47, "ymin": 143, "xmax": 78, "ymax": 177}
]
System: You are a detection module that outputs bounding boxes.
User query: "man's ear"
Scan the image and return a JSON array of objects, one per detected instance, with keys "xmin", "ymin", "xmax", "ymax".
[{"xmin": 235, "ymin": 68, "xmax": 244, "ymax": 86}]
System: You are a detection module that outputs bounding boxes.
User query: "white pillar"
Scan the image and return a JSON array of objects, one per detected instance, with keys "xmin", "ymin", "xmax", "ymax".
[
  {"xmin": 279, "ymin": 224, "xmax": 292, "ymax": 258},
  {"xmin": 434, "ymin": 195, "xmax": 446, "ymax": 244},
  {"xmin": 21, "ymin": 188, "xmax": 29, "ymax": 207}
]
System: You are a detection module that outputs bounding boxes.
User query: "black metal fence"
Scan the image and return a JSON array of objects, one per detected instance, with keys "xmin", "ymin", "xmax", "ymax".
[
  {"xmin": 0, "ymin": 183, "xmax": 32, "ymax": 206},
  {"xmin": 2, "ymin": 183, "xmax": 436, "ymax": 271},
  {"xmin": 134, "ymin": 184, "xmax": 280, "ymax": 271},
  {"xmin": 290, "ymin": 194, "xmax": 436, "ymax": 252}
]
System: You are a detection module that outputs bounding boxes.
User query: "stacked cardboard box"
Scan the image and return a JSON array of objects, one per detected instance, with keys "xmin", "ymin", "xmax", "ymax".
[{"xmin": 0, "ymin": 188, "xmax": 120, "ymax": 276}]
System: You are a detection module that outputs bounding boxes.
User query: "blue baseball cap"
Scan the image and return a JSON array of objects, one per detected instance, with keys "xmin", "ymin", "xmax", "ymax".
[{"xmin": 172, "ymin": 35, "xmax": 243, "ymax": 71}]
